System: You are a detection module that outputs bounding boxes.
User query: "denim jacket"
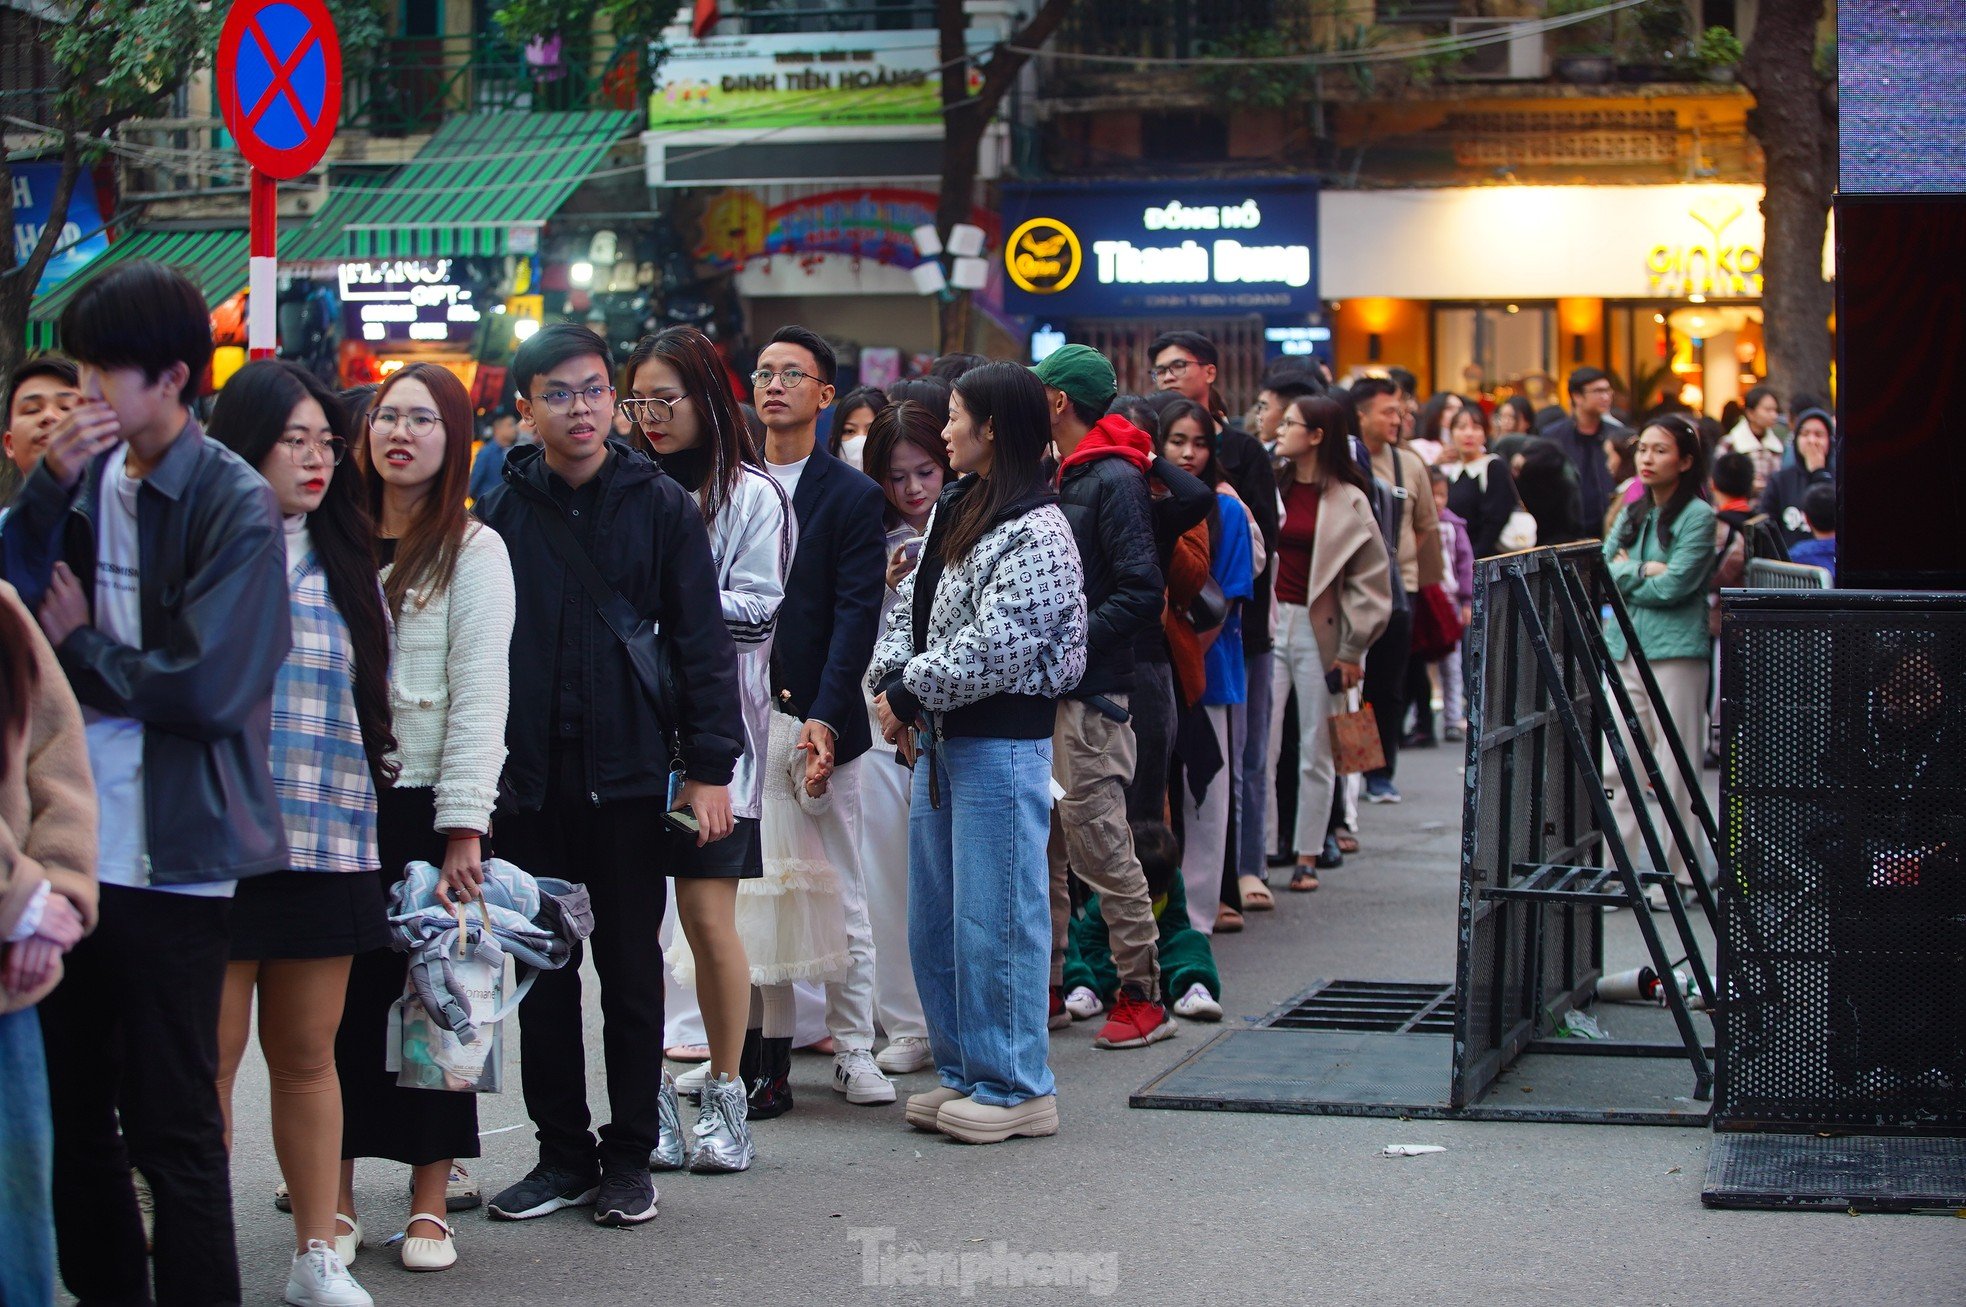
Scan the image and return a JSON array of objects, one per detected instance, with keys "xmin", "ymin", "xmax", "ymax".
[{"xmin": 1, "ymin": 419, "xmax": 291, "ymax": 884}]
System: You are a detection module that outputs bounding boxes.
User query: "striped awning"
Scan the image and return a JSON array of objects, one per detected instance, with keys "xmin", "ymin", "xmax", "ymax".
[
  {"xmin": 336, "ymin": 110, "xmax": 639, "ymax": 259},
  {"xmin": 26, "ymin": 228, "xmax": 249, "ymax": 349}
]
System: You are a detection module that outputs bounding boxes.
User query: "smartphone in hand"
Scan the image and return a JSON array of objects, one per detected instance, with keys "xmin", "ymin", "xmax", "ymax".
[{"xmin": 664, "ymin": 805, "xmax": 700, "ymax": 836}]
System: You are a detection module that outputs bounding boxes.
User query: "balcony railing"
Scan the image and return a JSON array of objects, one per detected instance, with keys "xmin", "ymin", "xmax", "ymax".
[{"xmin": 343, "ymin": 36, "xmax": 644, "ymax": 138}]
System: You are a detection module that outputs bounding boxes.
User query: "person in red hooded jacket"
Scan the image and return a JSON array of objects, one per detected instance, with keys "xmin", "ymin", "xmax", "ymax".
[{"xmin": 1032, "ymin": 344, "xmax": 1181, "ymax": 1051}]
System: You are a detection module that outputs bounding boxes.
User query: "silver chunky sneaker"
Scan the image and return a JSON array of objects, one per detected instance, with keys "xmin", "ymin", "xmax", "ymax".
[
  {"xmin": 650, "ymin": 1072, "xmax": 686, "ymax": 1171},
  {"xmin": 687, "ymin": 1072, "xmax": 755, "ymax": 1173}
]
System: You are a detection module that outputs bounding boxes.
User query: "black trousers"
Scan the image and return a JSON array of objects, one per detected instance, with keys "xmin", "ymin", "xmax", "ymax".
[
  {"xmin": 1363, "ymin": 605, "xmax": 1413, "ymax": 783},
  {"xmin": 1404, "ymin": 656, "xmax": 1437, "ymax": 739},
  {"xmin": 1124, "ymin": 659, "xmax": 1179, "ymax": 824},
  {"xmin": 41, "ymin": 884, "xmax": 240, "ymax": 1307},
  {"xmin": 496, "ymin": 747, "xmax": 674, "ymax": 1175}
]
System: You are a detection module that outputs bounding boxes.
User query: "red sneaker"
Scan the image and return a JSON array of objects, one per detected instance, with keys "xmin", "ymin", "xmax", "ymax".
[
  {"xmin": 1048, "ymin": 986, "xmax": 1071, "ymax": 1031},
  {"xmin": 1093, "ymin": 992, "xmax": 1178, "ymax": 1049}
]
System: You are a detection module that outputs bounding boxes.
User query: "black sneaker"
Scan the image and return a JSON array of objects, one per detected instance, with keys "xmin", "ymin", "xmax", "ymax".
[
  {"xmin": 487, "ymin": 1164, "xmax": 599, "ymax": 1221},
  {"xmin": 592, "ymin": 1168, "xmax": 658, "ymax": 1227}
]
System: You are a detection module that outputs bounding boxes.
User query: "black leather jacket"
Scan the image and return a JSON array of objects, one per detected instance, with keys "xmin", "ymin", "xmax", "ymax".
[
  {"xmin": 475, "ymin": 441, "xmax": 743, "ymax": 810},
  {"xmin": 1055, "ymin": 448, "xmax": 1163, "ymax": 698},
  {"xmin": 1, "ymin": 420, "xmax": 291, "ymax": 884}
]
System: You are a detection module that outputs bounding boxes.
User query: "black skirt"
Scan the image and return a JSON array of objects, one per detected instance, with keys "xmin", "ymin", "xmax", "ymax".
[
  {"xmin": 335, "ymin": 784, "xmax": 480, "ymax": 1164},
  {"xmin": 230, "ymin": 870, "xmax": 389, "ymax": 961},
  {"xmin": 670, "ymin": 815, "xmax": 763, "ymax": 879}
]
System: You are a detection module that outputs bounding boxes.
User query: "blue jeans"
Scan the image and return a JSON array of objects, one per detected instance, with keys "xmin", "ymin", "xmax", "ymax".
[
  {"xmin": 908, "ymin": 733, "xmax": 1057, "ymax": 1106},
  {"xmin": 0, "ymin": 1007, "xmax": 55, "ymax": 1306}
]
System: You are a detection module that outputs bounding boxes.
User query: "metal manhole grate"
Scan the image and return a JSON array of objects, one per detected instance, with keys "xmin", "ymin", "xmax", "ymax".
[{"xmin": 1260, "ymin": 979, "xmax": 1456, "ymax": 1035}]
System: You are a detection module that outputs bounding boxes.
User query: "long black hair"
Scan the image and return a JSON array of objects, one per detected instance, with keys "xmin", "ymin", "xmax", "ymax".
[
  {"xmin": 886, "ymin": 376, "xmax": 951, "ymax": 428},
  {"xmin": 1618, "ymin": 414, "xmax": 1708, "ymax": 550},
  {"xmin": 1288, "ymin": 394, "xmax": 1373, "ymax": 496},
  {"xmin": 828, "ymin": 385, "xmax": 890, "ymax": 458},
  {"xmin": 862, "ymin": 400, "xmax": 950, "ymax": 531},
  {"xmin": 940, "ymin": 362, "xmax": 1051, "ymax": 564},
  {"xmin": 1147, "ymin": 394, "xmax": 1221, "ymax": 487},
  {"xmin": 624, "ymin": 325, "xmax": 760, "ymax": 527},
  {"xmin": 209, "ymin": 360, "xmax": 399, "ymax": 782}
]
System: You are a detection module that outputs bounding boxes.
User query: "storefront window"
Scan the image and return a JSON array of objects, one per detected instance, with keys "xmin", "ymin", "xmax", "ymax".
[
  {"xmin": 1431, "ymin": 303, "xmax": 1555, "ymax": 404},
  {"xmin": 1607, "ymin": 302, "xmax": 1764, "ymax": 419}
]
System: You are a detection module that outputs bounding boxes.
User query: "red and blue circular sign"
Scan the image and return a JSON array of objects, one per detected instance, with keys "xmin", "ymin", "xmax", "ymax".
[{"xmin": 217, "ymin": 0, "xmax": 342, "ymax": 179}]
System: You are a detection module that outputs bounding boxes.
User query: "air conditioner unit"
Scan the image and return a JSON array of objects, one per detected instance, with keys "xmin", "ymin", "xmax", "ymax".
[{"xmin": 1451, "ymin": 17, "xmax": 1547, "ymax": 81}]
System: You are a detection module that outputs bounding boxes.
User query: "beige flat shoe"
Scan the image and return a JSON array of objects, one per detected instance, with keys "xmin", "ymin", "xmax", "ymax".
[
  {"xmin": 905, "ymin": 1086, "xmax": 966, "ymax": 1132},
  {"xmin": 333, "ymin": 1213, "xmax": 362, "ymax": 1265},
  {"xmin": 400, "ymin": 1213, "xmax": 455, "ymax": 1272}
]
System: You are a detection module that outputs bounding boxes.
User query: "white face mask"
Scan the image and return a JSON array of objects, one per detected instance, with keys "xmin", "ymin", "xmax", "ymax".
[{"xmin": 840, "ymin": 433, "xmax": 867, "ymax": 473}]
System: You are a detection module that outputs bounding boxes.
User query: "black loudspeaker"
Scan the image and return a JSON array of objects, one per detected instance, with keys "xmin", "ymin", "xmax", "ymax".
[{"xmin": 1833, "ymin": 194, "xmax": 1966, "ymax": 590}]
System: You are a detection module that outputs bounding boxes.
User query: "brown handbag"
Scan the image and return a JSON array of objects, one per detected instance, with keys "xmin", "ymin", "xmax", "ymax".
[{"xmin": 1330, "ymin": 703, "xmax": 1388, "ymax": 776}]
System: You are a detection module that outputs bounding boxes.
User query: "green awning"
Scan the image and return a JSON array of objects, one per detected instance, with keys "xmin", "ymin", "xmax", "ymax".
[
  {"xmin": 26, "ymin": 228, "xmax": 249, "ymax": 350},
  {"xmin": 338, "ymin": 110, "xmax": 638, "ymax": 259},
  {"xmin": 281, "ymin": 178, "xmax": 390, "ymax": 264}
]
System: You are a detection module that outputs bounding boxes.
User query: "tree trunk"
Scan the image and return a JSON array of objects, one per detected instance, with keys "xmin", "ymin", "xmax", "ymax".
[
  {"xmin": 934, "ymin": 0, "xmax": 1078, "ymax": 355},
  {"xmin": 0, "ymin": 138, "xmax": 85, "ymax": 385},
  {"xmin": 1740, "ymin": 0, "xmax": 1835, "ymax": 403}
]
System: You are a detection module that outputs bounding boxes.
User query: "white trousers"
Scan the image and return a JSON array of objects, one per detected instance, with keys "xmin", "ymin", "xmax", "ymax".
[
  {"xmin": 1266, "ymin": 604, "xmax": 1339, "ymax": 856},
  {"xmin": 1180, "ymin": 704, "xmax": 1235, "ymax": 935},
  {"xmin": 857, "ymin": 739, "xmax": 928, "ymax": 1040},
  {"xmin": 816, "ymin": 754, "xmax": 877, "ymax": 1051},
  {"xmin": 1605, "ymin": 656, "xmax": 1709, "ymax": 886}
]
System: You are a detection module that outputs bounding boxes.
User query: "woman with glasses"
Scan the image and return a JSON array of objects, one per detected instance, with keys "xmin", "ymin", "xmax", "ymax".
[
  {"xmin": 622, "ymin": 326, "xmax": 791, "ymax": 1167},
  {"xmin": 207, "ymin": 361, "xmax": 398, "ymax": 1306},
  {"xmin": 335, "ymin": 362, "xmax": 515, "ymax": 1274}
]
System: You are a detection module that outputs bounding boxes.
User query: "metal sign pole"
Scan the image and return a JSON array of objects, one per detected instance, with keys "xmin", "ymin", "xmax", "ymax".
[{"xmin": 249, "ymin": 168, "xmax": 277, "ymax": 359}]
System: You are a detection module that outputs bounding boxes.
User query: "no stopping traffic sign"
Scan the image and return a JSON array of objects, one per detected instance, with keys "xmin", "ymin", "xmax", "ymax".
[{"xmin": 217, "ymin": 0, "xmax": 342, "ymax": 180}]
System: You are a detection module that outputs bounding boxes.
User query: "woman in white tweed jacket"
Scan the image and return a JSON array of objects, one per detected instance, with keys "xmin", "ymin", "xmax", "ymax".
[
  {"xmin": 335, "ymin": 363, "xmax": 514, "ymax": 1274},
  {"xmin": 870, "ymin": 362, "xmax": 1086, "ymax": 1147}
]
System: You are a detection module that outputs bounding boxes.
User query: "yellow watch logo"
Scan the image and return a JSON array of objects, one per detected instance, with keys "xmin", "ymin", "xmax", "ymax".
[{"xmin": 1006, "ymin": 216, "xmax": 1082, "ymax": 294}]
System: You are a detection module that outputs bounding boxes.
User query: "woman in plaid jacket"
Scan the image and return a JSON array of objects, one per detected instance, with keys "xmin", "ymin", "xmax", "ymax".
[{"xmin": 210, "ymin": 361, "xmax": 401, "ymax": 1307}]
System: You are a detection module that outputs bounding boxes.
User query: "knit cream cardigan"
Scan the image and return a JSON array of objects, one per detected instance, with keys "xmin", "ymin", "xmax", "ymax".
[{"xmin": 381, "ymin": 521, "xmax": 515, "ymax": 833}]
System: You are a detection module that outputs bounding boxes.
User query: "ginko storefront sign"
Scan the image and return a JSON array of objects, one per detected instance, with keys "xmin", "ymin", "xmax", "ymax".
[{"xmin": 1000, "ymin": 179, "xmax": 1319, "ymax": 317}]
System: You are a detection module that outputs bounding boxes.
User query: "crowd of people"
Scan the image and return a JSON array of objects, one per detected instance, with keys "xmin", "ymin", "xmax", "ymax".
[{"xmin": 0, "ymin": 258, "xmax": 1835, "ymax": 1306}]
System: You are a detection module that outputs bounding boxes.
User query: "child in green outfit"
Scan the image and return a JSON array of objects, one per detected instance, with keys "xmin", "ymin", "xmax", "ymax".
[{"xmin": 1062, "ymin": 821, "xmax": 1223, "ymax": 1022}]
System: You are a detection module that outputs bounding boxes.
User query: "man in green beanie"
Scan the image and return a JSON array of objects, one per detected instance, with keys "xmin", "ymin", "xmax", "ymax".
[{"xmin": 1032, "ymin": 343, "xmax": 1179, "ymax": 1050}]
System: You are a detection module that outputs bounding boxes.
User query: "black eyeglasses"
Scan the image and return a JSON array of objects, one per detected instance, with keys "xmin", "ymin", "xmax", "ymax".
[{"xmin": 533, "ymin": 384, "xmax": 616, "ymax": 416}]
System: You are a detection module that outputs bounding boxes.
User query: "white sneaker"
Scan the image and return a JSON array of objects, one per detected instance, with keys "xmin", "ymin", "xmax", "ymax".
[
  {"xmin": 832, "ymin": 1048, "xmax": 897, "ymax": 1104},
  {"xmin": 286, "ymin": 1239, "xmax": 373, "ymax": 1307},
  {"xmin": 874, "ymin": 1036, "xmax": 933, "ymax": 1075},
  {"xmin": 1063, "ymin": 986, "xmax": 1105, "ymax": 1020},
  {"xmin": 675, "ymin": 1060, "xmax": 711, "ymax": 1100},
  {"xmin": 1172, "ymin": 982, "xmax": 1223, "ymax": 1022}
]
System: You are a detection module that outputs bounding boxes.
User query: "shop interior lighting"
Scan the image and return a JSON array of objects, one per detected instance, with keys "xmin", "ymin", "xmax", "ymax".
[
  {"xmin": 1688, "ymin": 293, "xmax": 1707, "ymax": 304},
  {"xmin": 949, "ymin": 256, "xmax": 990, "ymax": 291},
  {"xmin": 912, "ymin": 224, "xmax": 943, "ymax": 258},
  {"xmin": 570, "ymin": 261, "xmax": 595, "ymax": 288},
  {"xmin": 1653, "ymin": 313, "xmax": 1666, "ymax": 324},
  {"xmin": 513, "ymin": 318, "xmax": 541, "ymax": 341},
  {"xmin": 1505, "ymin": 303, "xmax": 1519, "ymax": 314},
  {"xmin": 946, "ymin": 224, "xmax": 986, "ymax": 258}
]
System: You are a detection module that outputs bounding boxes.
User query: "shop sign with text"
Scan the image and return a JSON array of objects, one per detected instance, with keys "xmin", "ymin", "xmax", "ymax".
[
  {"xmin": 650, "ymin": 30, "xmax": 989, "ymax": 130},
  {"xmin": 339, "ymin": 259, "xmax": 481, "ymax": 345},
  {"xmin": 1000, "ymin": 180, "xmax": 1319, "ymax": 316},
  {"xmin": 1645, "ymin": 197, "xmax": 1764, "ymax": 298}
]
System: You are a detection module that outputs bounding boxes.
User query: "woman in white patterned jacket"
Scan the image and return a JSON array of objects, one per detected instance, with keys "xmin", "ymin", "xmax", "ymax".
[{"xmin": 870, "ymin": 361, "xmax": 1087, "ymax": 1148}]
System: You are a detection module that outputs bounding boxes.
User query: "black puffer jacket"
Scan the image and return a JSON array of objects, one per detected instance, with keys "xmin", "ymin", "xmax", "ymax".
[
  {"xmin": 476, "ymin": 441, "xmax": 742, "ymax": 810},
  {"xmin": 1052, "ymin": 418, "xmax": 1164, "ymax": 698}
]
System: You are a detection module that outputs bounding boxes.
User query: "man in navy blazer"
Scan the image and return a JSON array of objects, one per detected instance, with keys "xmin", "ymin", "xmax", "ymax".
[{"xmin": 755, "ymin": 325, "xmax": 895, "ymax": 1106}]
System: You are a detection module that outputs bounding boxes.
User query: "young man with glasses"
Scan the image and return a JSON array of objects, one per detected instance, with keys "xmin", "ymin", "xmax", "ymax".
[
  {"xmin": 1147, "ymin": 331, "xmax": 1279, "ymax": 910},
  {"xmin": 753, "ymin": 325, "xmax": 895, "ymax": 1107},
  {"xmin": 2, "ymin": 262, "xmax": 291, "ymax": 1306},
  {"xmin": 476, "ymin": 322, "xmax": 743, "ymax": 1229},
  {"xmin": 1543, "ymin": 367, "xmax": 1624, "ymax": 527}
]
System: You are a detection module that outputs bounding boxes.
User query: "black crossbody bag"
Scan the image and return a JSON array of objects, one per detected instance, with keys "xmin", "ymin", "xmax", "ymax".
[{"xmin": 530, "ymin": 501, "xmax": 683, "ymax": 763}]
